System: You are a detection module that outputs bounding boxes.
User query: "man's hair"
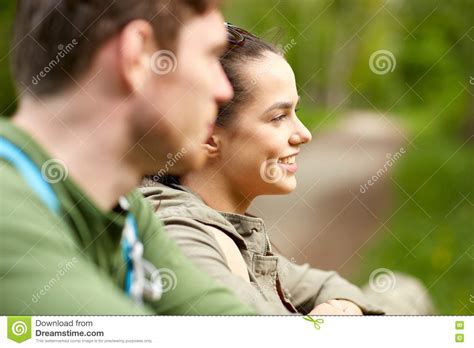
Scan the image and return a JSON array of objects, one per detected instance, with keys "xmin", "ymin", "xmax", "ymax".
[{"xmin": 11, "ymin": 0, "xmax": 219, "ymax": 96}]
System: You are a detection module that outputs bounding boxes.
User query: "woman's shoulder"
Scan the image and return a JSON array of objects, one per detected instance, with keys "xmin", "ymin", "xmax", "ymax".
[{"xmin": 141, "ymin": 182, "xmax": 236, "ymax": 234}]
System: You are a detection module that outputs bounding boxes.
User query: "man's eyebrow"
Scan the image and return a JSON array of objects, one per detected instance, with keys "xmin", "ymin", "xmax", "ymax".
[{"xmin": 263, "ymin": 96, "xmax": 301, "ymax": 114}]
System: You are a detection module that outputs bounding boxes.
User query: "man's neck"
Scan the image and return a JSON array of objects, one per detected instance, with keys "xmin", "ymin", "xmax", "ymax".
[
  {"xmin": 13, "ymin": 97, "xmax": 142, "ymax": 211},
  {"xmin": 182, "ymin": 170, "xmax": 253, "ymax": 215}
]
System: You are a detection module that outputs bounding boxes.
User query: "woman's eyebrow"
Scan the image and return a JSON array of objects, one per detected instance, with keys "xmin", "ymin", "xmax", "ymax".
[{"xmin": 263, "ymin": 96, "xmax": 301, "ymax": 114}]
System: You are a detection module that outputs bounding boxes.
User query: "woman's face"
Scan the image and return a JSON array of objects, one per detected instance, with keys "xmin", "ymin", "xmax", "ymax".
[{"xmin": 216, "ymin": 52, "xmax": 312, "ymax": 198}]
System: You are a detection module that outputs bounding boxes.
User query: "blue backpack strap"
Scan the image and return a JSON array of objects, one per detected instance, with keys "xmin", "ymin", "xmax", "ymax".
[
  {"xmin": 122, "ymin": 214, "xmax": 139, "ymax": 296},
  {"xmin": 0, "ymin": 137, "xmax": 60, "ymax": 214},
  {"xmin": 0, "ymin": 136, "xmax": 162, "ymax": 303}
]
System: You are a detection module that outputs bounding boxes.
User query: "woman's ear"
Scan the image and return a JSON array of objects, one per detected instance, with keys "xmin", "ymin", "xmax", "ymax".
[{"xmin": 203, "ymin": 134, "xmax": 221, "ymax": 158}]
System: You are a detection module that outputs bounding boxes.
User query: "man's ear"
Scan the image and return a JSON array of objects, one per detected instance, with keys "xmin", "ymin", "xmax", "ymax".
[
  {"xmin": 117, "ymin": 20, "xmax": 155, "ymax": 92},
  {"xmin": 203, "ymin": 134, "xmax": 221, "ymax": 158}
]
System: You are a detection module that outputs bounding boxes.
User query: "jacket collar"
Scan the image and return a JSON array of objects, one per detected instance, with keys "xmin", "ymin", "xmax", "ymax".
[{"xmin": 141, "ymin": 183, "xmax": 269, "ymax": 250}]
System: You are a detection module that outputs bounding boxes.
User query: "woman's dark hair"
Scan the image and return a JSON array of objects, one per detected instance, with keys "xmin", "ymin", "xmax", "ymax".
[
  {"xmin": 146, "ymin": 23, "xmax": 280, "ymax": 186},
  {"xmin": 216, "ymin": 23, "xmax": 280, "ymax": 127}
]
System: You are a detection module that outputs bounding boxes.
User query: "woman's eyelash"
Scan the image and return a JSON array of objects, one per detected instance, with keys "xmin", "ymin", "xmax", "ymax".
[
  {"xmin": 272, "ymin": 114, "xmax": 287, "ymax": 122},
  {"xmin": 272, "ymin": 107, "xmax": 300, "ymax": 122}
]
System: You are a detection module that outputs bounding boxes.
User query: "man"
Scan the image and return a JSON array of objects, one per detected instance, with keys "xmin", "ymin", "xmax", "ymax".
[{"xmin": 0, "ymin": 0, "xmax": 255, "ymax": 315}]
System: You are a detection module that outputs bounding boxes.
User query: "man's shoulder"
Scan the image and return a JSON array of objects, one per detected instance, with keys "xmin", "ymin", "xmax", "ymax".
[
  {"xmin": 1, "ymin": 160, "xmax": 54, "ymax": 218},
  {"xmin": 0, "ymin": 160, "xmax": 76, "ymax": 248},
  {"xmin": 126, "ymin": 188, "xmax": 165, "ymax": 239}
]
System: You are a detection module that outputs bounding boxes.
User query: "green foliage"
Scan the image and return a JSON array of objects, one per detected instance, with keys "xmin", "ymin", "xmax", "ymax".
[
  {"xmin": 356, "ymin": 127, "xmax": 473, "ymax": 314},
  {"xmin": 0, "ymin": 0, "xmax": 16, "ymax": 116}
]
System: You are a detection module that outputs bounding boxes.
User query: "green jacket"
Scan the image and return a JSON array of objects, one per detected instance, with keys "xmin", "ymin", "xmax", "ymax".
[
  {"xmin": 142, "ymin": 182, "xmax": 384, "ymax": 315},
  {"xmin": 0, "ymin": 118, "xmax": 255, "ymax": 315}
]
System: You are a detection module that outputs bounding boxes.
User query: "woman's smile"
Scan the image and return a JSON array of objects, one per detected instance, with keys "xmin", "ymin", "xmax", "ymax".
[{"xmin": 277, "ymin": 153, "xmax": 299, "ymax": 173}]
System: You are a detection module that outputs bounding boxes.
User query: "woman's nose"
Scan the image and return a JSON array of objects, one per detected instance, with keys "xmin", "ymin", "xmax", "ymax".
[{"xmin": 289, "ymin": 119, "xmax": 312, "ymax": 145}]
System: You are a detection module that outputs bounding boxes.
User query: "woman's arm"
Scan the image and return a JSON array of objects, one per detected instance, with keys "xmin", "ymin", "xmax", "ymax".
[{"xmin": 277, "ymin": 254, "xmax": 384, "ymax": 315}]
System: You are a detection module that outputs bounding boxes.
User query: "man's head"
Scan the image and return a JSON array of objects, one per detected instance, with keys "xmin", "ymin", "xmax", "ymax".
[{"xmin": 11, "ymin": 0, "xmax": 232, "ymax": 174}]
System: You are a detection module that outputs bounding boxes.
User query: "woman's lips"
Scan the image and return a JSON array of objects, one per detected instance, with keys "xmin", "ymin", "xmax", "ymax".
[
  {"xmin": 277, "ymin": 153, "xmax": 299, "ymax": 174},
  {"xmin": 278, "ymin": 162, "xmax": 298, "ymax": 173}
]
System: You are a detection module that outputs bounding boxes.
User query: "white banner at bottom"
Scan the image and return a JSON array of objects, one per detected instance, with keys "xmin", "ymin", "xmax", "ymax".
[{"xmin": 0, "ymin": 316, "xmax": 470, "ymax": 347}]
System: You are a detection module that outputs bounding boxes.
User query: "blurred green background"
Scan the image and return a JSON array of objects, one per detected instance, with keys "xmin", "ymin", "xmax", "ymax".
[{"xmin": 1, "ymin": 0, "xmax": 472, "ymax": 314}]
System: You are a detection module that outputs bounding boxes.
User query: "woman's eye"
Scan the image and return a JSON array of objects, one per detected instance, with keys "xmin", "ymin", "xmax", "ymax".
[{"xmin": 272, "ymin": 114, "xmax": 287, "ymax": 122}]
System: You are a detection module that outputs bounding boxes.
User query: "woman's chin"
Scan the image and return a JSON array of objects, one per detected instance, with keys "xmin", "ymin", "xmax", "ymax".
[{"xmin": 269, "ymin": 177, "xmax": 297, "ymax": 195}]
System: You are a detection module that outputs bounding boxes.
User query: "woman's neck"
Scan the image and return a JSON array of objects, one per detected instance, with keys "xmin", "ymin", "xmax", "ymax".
[{"xmin": 182, "ymin": 169, "xmax": 253, "ymax": 215}]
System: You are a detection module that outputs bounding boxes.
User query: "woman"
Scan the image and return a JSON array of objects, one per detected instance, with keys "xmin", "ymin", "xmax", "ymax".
[{"xmin": 141, "ymin": 23, "xmax": 383, "ymax": 315}]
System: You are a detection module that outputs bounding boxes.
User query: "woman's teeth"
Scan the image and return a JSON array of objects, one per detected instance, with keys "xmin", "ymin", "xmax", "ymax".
[{"xmin": 278, "ymin": 156, "xmax": 295, "ymax": 165}]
